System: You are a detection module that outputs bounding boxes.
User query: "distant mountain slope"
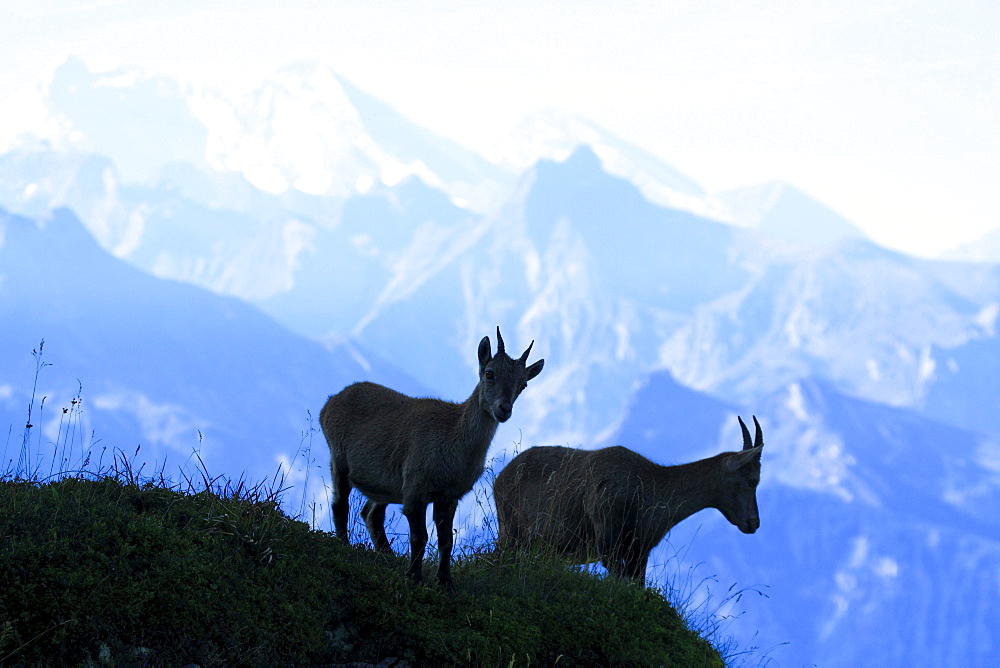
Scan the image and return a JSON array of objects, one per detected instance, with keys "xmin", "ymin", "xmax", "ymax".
[
  {"xmin": 46, "ymin": 57, "xmax": 210, "ymax": 184},
  {"xmin": 607, "ymin": 375, "xmax": 1000, "ymax": 667},
  {"xmin": 494, "ymin": 109, "xmax": 726, "ymax": 220},
  {"xmin": 0, "ymin": 207, "xmax": 423, "ymax": 490},
  {"xmin": 522, "ymin": 147, "xmax": 746, "ymax": 309},
  {"xmin": 336, "ymin": 74, "xmax": 512, "ymax": 200},
  {"xmin": 43, "ymin": 57, "xmax": 513, "ymax": 212},
  {"xmin": 717, "ymin": 180, "xmax": 867, "ymax": 246},
  {"xmin": 276, "ymin": 146, "xmax": 756, "ymax": 446},
  {"xmin": 942, "ymin": 227, "xmax": 1000, "ymax": 264},
  {"xmin": 658, "ymin": 237, "xmax": 1000, "ymax": 424},
  {"xmin": 604, "ymin": 369, "xmax": 737, "ymax": 456}
]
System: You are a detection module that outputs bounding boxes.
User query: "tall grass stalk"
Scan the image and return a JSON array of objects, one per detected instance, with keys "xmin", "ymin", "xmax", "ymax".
[{"xmin": 17, "ymin": 339, "xmax": 50, "ymax": 476}]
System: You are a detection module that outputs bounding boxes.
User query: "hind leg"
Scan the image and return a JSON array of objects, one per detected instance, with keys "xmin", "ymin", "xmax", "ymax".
[
  {"xmin": 402, "ymin": 496, "xmax": 430, "ymax": 583},
  {"xmin": 362, "ymin": 500, "xmax": 393, "ymax": 553},
  {"xmin": 332, "ymin": 466, "xmax": 352, "ymax": 543},
  {"xmin": 433, "ymin": 498, "xmax": 458, "ymax": 590}
]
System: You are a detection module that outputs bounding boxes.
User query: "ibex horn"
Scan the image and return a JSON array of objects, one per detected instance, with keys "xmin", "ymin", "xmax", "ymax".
[
  {"xmin": 496, "ymin": 326, "xmax": 506, "ymax": 356},
  {"xmin": 739, "ymin": 416, "xmax": 753, "ymax": 451},
  {"xmin": 753, "ymin": 415, "xmax": 763, "ymax": 449},
  {"xmin": 519, "ymin": 340, "xmax": 534, "ymax": 363}
]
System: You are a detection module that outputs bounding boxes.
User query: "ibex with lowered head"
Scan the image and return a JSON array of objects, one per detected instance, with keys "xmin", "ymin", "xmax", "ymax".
[
  {"xmin": 493, "ymin": 416, "xmax": 763, "ymax": 585},
  {"xmin": 320, "ymin": 327, "xmax": 544, "ymax": 589}
]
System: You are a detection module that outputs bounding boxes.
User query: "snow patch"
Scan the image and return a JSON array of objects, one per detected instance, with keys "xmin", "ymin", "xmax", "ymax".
[
  {"xmin": 785, "ymin": 383, "xmax": 810, "ymax": 421},
  {"xmin": 822, "ymin": 536, "xmax": 898, "ymax": 640},
  {"xmin": 92, "ymin": 391, "xmax": 209, "ymax": 453},
  {"xmin": 282, "ymin": 218, "xmax": 313, "ymax": 278},
  {"xmin": 294, "ymin": 170, "xmax": 333, "ymax": 195},
  {"xmin": 976, "ymin": 437, "xmax": 1000, "ymax": 473},
  {"xmin": 976, "ymin": 303, "xmax": 999, "ymax": 336},
  {"xmin": 97, "ymin": 70, "xmax": 140, "ymax": 88},
  {"xmin": 113, "ymin": 203, "xmax": 148, "ymax": 258},
  {"xmin": 355, "ymin": 218, "xmax": 491, "ymax": 335},
  {"xmin": 242, "ymin": 162, "xmax": 289, "ymax": 194},
  {"xmin": 355, "ymin": 174, "xmax": 374, "ymax": 194},
  {"xmin": 918, "ymin": 346, "xmax": 936, "ymax": 385},
  {"xmin": 772, "ymin": 417, "xmax": 857, "ymax": 501},
  {"xmin": 614, "ymin": 321, "xmax": 629, "ymax": 361},
  {"xmin": 873, "ymin": 557, "xmax": 899, "ymax": 578},
  {"xmin": 784, "ymin": 301, "xmax": 811, "ymax": 348}
]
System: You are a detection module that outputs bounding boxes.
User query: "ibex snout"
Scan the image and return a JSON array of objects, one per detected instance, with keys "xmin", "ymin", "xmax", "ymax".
[
  {"xmin": 493, "ymin": 400, "xmax": 514, "ymax": 423},
  {"xmin": 739, "ymin": 515, "xmax": 760, "ymax": 534},
  {"xmin": 722, "ymin": 504, "xmax": 760, "ymax": 534}
]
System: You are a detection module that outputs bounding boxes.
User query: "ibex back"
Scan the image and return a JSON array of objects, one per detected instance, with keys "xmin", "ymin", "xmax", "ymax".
[
  {"xmin": 494, "ymin": 416, "xmax": 763, "ymax": 585},
  {"xmin": 320, "ymin": 327, "xmax": 544, "ymax": 589}
]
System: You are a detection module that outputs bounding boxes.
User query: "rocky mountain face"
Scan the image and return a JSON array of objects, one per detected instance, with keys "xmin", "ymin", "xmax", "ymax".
[{"xmin": 2, "ymin": 57, "xmax": 998, "ymax": 667}]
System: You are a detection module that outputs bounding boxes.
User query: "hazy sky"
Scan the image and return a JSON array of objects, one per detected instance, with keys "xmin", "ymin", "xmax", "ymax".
[{"xmin": 1, "ymin": 0, "xmax": 997, "ymax": 257}]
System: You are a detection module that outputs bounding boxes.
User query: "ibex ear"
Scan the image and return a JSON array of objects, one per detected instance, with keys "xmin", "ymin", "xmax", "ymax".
[
  {"xmin": 724, "ymin": 446, "xmax": 762, "ymax": 472},
  {"xmin": 525, "ymin": 358, "xmax": 544, "ymax": 381},
  {"xmin": 478, "ymin": 335, "xmax": 492, "ymax": 370}
]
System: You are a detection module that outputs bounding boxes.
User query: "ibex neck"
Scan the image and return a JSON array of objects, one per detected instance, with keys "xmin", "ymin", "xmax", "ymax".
[
  {"xmin": 455, "ymin": 386, "xmax": 499, "ymax": 453},
  {"xmin": 650, "ymin": 457, "xmax": 724, "ymax": 528}
]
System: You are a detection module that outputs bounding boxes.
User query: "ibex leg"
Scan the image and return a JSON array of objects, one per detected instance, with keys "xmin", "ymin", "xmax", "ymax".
[
  {"xmin": 402, "ymin": 498, "xmax": 429, "ymax": 582},
  {"xmin": 601, "ymin": 556, "xmax": 626, "ymax": 577},
  {"xmin": 608, "ymin": 529, "xmax": 648, "ymax": 585},
  {"xmin": 332, "ymin": 467, "xmax": 352, "ymax": 543},
  {"xmin": 361, "ymin": 500, "xmax": 392, "ymax": 554},
  {"xmin": 598, "ymin": 524, "xmax": 639, "ymax": 581},
  {"xmin": 595, "ymin": 519, "xmax": 625, "ymax": 577},
  {"xmin": 623, "ymin": 546, "xmax": 650, "ymax": 585},
  {"xmin": 433, "ymin": 499, "xmax": 458, "ymax": 591}
]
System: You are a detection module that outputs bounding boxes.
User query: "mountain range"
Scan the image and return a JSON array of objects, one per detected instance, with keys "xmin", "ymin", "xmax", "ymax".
[{"xmin": 1, "ymin": 57, "xmax": 998, "ymax": 666}]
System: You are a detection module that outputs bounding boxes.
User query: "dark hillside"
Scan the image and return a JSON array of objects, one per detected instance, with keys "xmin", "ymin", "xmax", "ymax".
[{"xmin": 0, "ymin": 471, "xmax": 724, "ymax": 666}]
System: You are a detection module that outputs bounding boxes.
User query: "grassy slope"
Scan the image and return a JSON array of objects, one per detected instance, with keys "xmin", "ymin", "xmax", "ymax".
[{"xmin": 0, "ymin": 474, "xmax": 724, "ymax": 666}]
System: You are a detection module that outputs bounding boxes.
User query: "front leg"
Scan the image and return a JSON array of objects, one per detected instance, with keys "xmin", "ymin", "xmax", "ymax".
[
  {"xmin": 331, "ymin": 467, "xmax": 352, "ymax": 543},
  {"xmin": 361, "ymin": 500, "xmax": 392, "ymax": 554},
  {"xmin": 433, "ymin": 498, "xmax": 458, "ymax": 591},
  {"xmin": 602, "ymin": 556, "xmax": 626, "ymax": 577},
  {"xmin": 623, "ymin": 547, "xmax": 650, "ymax": 585},
  {"xmin": 401, "ymin": 498, "xmax": 429, "ymax": 582},
  {"xmin": 606, "ymin": 526, "xmax": 644, "ymax": 582},
  {"xmin": 595, "ymin": 517, "xmax": 627, "ymax": 578}
]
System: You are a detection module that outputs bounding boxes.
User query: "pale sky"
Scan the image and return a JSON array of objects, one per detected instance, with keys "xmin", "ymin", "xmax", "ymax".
[{"xmin": 1, "ymin": 0, "xmax": 997, "ymax": 258}]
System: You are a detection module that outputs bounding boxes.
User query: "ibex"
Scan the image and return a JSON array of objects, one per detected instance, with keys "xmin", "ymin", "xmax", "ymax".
[
  {"xmin": 320, "ymin": 327, "xmax": 544, "ymax": 589},
  {"xmin": 493, "ymin": 416, "xmax": 763, "ymax": 585}
]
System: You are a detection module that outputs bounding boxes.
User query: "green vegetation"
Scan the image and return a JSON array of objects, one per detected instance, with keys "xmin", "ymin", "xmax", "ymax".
[{"xmin": 0, "ymin": 469, "xmax": 725, "ymax": 666}]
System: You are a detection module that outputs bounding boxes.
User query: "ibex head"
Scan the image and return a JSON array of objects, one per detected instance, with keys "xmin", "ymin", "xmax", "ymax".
[
  {"xmin": 716, "ymin": 415, "xmax": 764, "ymax": 534},
  {"xmin": 476, "ymin": 327, "xmax": 545, "ymax": 423}
]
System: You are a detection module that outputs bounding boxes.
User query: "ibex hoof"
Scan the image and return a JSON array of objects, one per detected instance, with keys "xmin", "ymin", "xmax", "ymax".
[{"xmin": 437, "ymin": 575, "xmax": 455, "ymax": 592}]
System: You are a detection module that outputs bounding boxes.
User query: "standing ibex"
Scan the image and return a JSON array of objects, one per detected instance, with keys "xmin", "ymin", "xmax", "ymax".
[
  {"xmin": 320, "ymin": 327, "xmax": 544, "ymax": 589},
  {"xmin": 493, "ymin": 416, "xmax": 763, "ymax": 585}
]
